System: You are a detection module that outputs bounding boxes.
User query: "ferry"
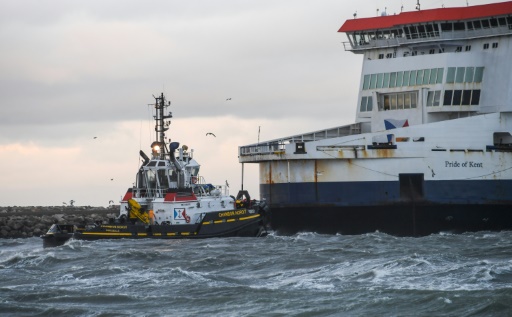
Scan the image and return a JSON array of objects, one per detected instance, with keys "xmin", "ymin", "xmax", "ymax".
[
  {"xmin": 238, "ymin": 1, "xmax": 512, "ymax": 236},
  {"xmin": 42, "ymin": 93, "xmax": 269, "ymax": 247}
]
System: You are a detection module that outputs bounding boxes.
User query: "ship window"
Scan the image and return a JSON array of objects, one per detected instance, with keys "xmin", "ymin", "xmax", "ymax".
[
  {"xmin": 443, "ymin": 90, "xmax": 453, "ymax": 105},
  {"xmin": 417, "ymin": 25, "xmax": 426, "ymax": 37},
  {"xmin": 360, "ymin": 96, "xmax": 373, "ymax": 112},
  {"xmin": 429, "ymin": 68, "xmax": 437, "ymax": 84},
  {"xmin": 508, "ymin": 17, "xmax": 512, "ymax": 26},
  {"xmin": 383, "ymin": 73, "xmax": 390, "ymax": 88},
  {"xmin": 425, "ymin": 24, "xmax": 433, "ymax": 36},
  {"xmin": 389, "ymin": 72, "xmax": 397, "ymax": 88},
  {"xmin": 474, "ymin": 67, "xmax": 484, "ymax": 82},
  {"xmin": 429, "ymin": 49, "xmax": 435, "ymax": 54},
  {"xmin": 370, "ymin": 74, "xmax": 377, "ymax": 89},
  {"xmin": 410, "ymin": 93, "xmax": 417, "ymax": 108},
  {"xmin": 404, "ymin": 93, "xmax": 411, "ymax": 109},
  {"xmin": 492, "ymin": 42, "xmax": 499, "ymax": 48},
  {"xmin": 465, "ymin": 45, "xmax": 471, "ymax": 51},
  {"xmin": 417, "ymin": 70, "xmax": 424, "ymax": 85},
  {"xmin": 490, "ymin": 18, "xmax": 498, "ymax": 27},
  {"xmin": 404, "ymin": 27, "xmax": 411, "ymax": 39},
  {"xmin": 360, "ymin": 96, "xmax": 368, "ymax": 111},
  {"xmin": 397, "ymin": 94, "xmax": 404, "ymax": 109},
  {"xmin": 483, "ymin": 43, "xmax": 489, "ymax": 49},
  {"xmin": 409, "ymin": 26, "xmax": 418, "ymax": 39},
  {"xmin": 427, "ymin": 91, "xmax": 434, "ymax": 107},
  {"xmin": 455, "ymin": 46, "xmax": 462, "ymax": 52},
  {"xmin": 363, "ymin": 75, "xmax": 370, "ymax": 90},
  {"xmin": 433, "ymin": 91, "xmax": 441, "ymax": 106},
  {"xmin": 386, "ymin": 53, "xmax": 393, "ymax": 59},
  {"xmin": 148, "ymin": 161, "xmax": 157, "ymax": 167},
  {"xmin": 441, "ymin": 22, "xmax": 452, "ymax": 31},
  {"xmin": 481, "ymin": 19, "xmax": 490, "ymax": 28},
  {"xmin": 465, "ymin": 67, "xmax": 475, "ymax": 82},
  {"xmin": 410, "ymin": 70, "xmax": 417, "ymax": 85},
  {"xmin": 378, "ymin": 53, "xmax": 384, "ymax": 59},
  {"xmin": 377, "ymin": 73, "xmax": 384, "ymax": 88},
  {"xmin": 383, "ymin": 95, "xmax": 390, "ymax": 110},
  {"xmin": 471, "ymin": 90, "xmax": 481, "ymax": 105},
  {"xmin": 452, "ymin": 90, "xmax": 462, "ymax": 105},
  {"xmin": 436, "ymin": 68, "xmax": 444, "ymax": 84},
  {"xmin": 446, "ymin": 67, "xmax": 456, "ymax": 83},
  {"xmin": 396, "ymin": 72, "xmax": 403, "ymax": 86},
  {"xmin": 473, "ymin": 20, "xmax": 482, "ymax": 29},
  {"xmin": 411, "ymin": 51, "xmax": 418, "ymax": 56},
  {"xmin": 390, "ymin": 94, "xmax": 397, "ymax": 110},
  {"xmin": 367, "ymin": 96, "xmax": 373, "ymax": 111},
  {"xmin": 462, "ymin": 90, "xmax": 472, "ymax": 105},
  {"xmin": 402, "ymin": 71, "xmax": 410, "ymax": 86},
  {"xmin": 467, "ymin": 21, "xmax": 474, "ymax": 30},
  {"xmin": 427, "ymin": 91, "xmax": 441, "ymax": 107},
  {"xmin": 157, "ymin": 169, "xmax": 169, "ymax": 189},
  {"xmin": 455, "ymin": 67, "xmax": 465, "ymax": 83},
  {"xmin": 158, "ymin": 161, "xmax": 166, "ymax": 166},
  {"xmin": 454, "ymin": 22, "xmax": 465, "ymax": 31},
  {"xmin": 422, "ymin": 69, "xmax": 430, "ymax": 85},
  {"xmin": 498, "ymin": 17, "xmax": 507, "ymax": 26}
]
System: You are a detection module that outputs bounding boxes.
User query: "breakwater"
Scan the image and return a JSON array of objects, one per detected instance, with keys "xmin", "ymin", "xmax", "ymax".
[{"xmin": 0, "ymin": 206, "xmax": 118, "ymax": 238}]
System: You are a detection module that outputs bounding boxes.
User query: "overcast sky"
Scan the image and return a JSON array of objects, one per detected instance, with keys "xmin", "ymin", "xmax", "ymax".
[{"xmin": 0, "ymin": 0, "xmax": 495, "ymax": 206}]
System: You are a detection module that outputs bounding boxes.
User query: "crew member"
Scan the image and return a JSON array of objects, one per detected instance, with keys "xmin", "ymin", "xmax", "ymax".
[{"xmin": 149, "ymin": 209, "xmax": 155, "ymax": 225}]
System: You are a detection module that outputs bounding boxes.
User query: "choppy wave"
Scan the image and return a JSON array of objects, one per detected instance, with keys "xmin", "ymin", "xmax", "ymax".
[{"xmin": 1, "ymin": 231, "xmax": 512, "ymax": 316}]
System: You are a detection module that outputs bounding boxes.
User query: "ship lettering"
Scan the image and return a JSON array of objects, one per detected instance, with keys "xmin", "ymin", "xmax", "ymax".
[
  {"xmin": 445, "ymin": 161, "xmax": 483, "ymax": 168},
  {"xmin": 445, "ymin": 161, "xmax": 460, "ymax": 167}
]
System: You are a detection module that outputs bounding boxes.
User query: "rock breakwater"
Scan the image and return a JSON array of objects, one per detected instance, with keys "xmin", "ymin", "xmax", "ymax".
[{"xmin": 0, "ymin": 206, "xmax": 118, "ymax": 238}]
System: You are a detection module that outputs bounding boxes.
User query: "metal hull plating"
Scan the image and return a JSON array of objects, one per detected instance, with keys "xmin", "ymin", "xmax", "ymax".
[{"xmin": 263, "ymin": 179, "xmax": 512, "ymax": 236}]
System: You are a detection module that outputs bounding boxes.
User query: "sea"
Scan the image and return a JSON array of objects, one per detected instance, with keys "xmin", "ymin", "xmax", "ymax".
[{"xmin": 1, "ymin": 231, "xmax": 512, "ymax": 317}]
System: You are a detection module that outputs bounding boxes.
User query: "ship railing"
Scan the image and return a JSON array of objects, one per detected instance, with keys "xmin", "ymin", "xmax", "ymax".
[
  {"xmin": 344, "ymin": 25, "xmax": 512, "ymax": 51},
  {"xmin": 239, "ymin": 122, "xmax": 362, "ymax": 156}
]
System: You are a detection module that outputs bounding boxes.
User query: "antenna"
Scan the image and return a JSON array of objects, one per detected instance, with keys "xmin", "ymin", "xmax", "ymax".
[
  {"xmin": 258, "ymin": 126, "xmax": 261, "ymax": 144},
  {"xmin": 416, "ymin": 0, "xmax": 421, "ymax": 11}
]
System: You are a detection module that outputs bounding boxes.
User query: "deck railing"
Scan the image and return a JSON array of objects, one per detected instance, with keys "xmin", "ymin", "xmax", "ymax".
[{"xmin": 239, "ymin": 122, "xmax": 362, "ymax": 156}]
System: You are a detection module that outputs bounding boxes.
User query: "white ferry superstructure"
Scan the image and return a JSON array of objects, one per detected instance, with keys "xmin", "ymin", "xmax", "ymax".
[{"xmin": 238, "ymin": 1, "xmax": 512, "ymax": 236}]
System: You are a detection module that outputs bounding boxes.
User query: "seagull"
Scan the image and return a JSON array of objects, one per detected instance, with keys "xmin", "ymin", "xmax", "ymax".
[
  {"xmin": 206, "ymin": 132, "xmax": 216, "ymax": 137},
  {"xmin": 93, "ymin": 137, "xmax": 97, "ymax": 139},
  {"xmin": 110, "ymin": 178, "xmax": 114, "ymax": 181},
  {"xmin": 226, "ymin": 98, "xmax": 231, "ymax": 101}
]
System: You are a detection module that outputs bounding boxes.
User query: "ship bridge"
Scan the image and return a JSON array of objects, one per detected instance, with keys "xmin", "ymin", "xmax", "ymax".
[{"xmin": 340, "ymin": 2, "xmax": 512, "ymax": 52}]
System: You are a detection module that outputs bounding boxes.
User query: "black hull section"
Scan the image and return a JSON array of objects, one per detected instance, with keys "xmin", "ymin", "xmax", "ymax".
[
  {"xmin": 41, "ymin": 233, "xmax": 74, "ymax": 248},
  {"xmin": 74, "ymin": 218, "xmax": 266, "ymax": 241},
  {"xmin": 270, "ymin": 204, "xmax": 512, "ymax": 236}
]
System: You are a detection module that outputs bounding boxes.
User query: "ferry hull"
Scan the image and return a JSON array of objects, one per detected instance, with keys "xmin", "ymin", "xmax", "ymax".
[
  {"xmin": 263, "ymin": 180, "xmax": 512, "ymax": 236},
  {"xmin": 269, "ymin": 204, "xmax": 512, "ymax": 236}
]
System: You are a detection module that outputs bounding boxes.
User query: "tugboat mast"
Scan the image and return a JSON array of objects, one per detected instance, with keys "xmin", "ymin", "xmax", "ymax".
[{"xmin": 152, "ymin": 93, "xmax": 172, "ymax": 160}]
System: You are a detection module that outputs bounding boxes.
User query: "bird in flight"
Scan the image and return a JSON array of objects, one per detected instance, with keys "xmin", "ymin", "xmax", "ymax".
[
  {"xmin": 226, "ymin": 98, "xmax": 231, "ymax": 101},
  {"xmin": 93, "ymin": 137, "xmax": 97, "ymax": 139},
  {"xmin": 206, "ymin": 132, "xmax": 216, "ymax": 137}
]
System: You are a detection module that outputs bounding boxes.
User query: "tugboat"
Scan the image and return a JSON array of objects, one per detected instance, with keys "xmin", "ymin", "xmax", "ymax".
[{"xmin": 42, "ymin": 93, "xmax": 269, "ymax": 247}]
